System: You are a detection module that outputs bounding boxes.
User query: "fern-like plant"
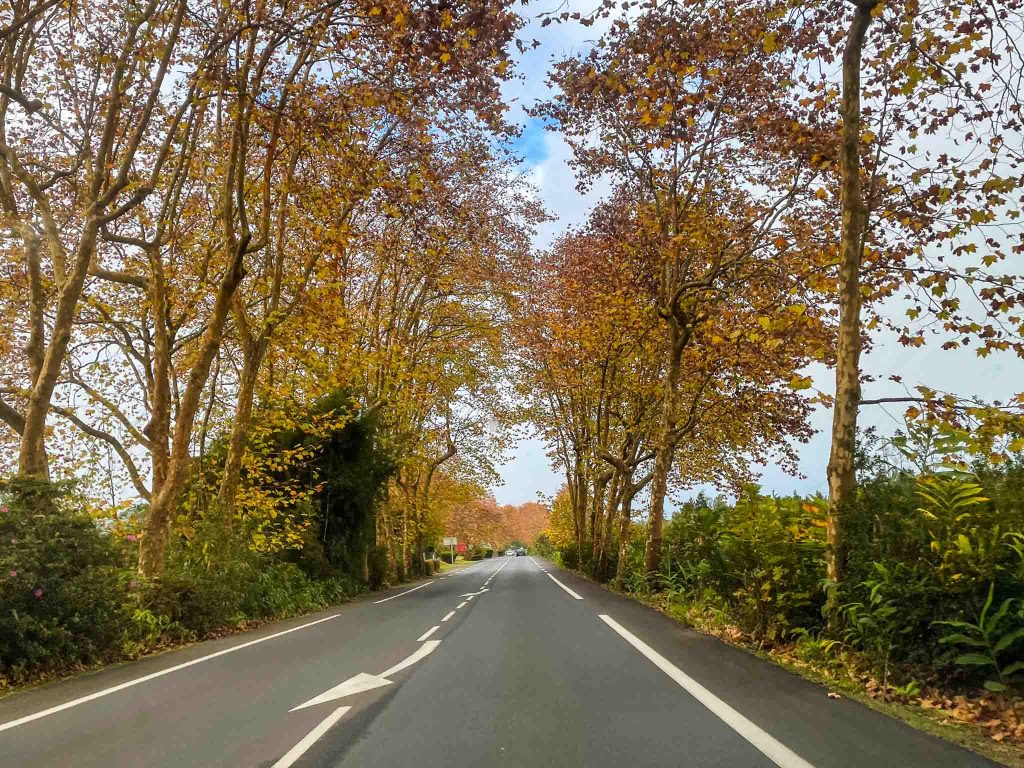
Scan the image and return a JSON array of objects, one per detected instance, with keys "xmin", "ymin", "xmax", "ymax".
[{"xmin": 935, "ymin": 582, "xmax": 1024, "ymax": 693}]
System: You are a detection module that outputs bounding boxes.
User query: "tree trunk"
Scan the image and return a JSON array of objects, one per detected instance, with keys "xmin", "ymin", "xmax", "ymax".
[
  {"xmin": 139, "ymin": 239, "xmax": 248, "ymax": 577},
  {"xmin": 826, "ymin": 0, "xmax": 875, "ymax": 587},
  {"xmin": 589, "ymin": 469, "xmax": 611, "ymax": 573},
  {"xmin": 615, "ymin": 491, "xmax": 636, "ymax": 589},
  {"xmin": 644, "ymin": 322, "xmax": 684, "ymax": 577},
  {"xmin": 594, "ymin": 470, "xmax": 620, "ymax": 578},
  {"xmin": 217, "ymin": 336, "xmax": 266, "ymax": 518},
  {"xmin": 18, "ymin": 221, "xmax": 100, "ymax": 477}
]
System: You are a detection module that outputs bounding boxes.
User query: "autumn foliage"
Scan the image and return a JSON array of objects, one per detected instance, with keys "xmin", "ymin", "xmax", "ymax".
[{"xmin": 3, "ymin": 0, "xmax": 1024, "ymax": 746}]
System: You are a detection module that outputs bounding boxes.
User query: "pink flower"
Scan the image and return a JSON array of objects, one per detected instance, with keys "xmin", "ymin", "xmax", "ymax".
[
  {"xmin": 8, "ymin": 570, "xmax": 15, "ymax": 578},
  {"xmin": 0, "ymin": 507, "xmax": 7, "ymax": 513},
  {"xmin": 125, "ymin": 533, "xmax": 138, "ymax": 542},
  {"xmin": 33, "ymin": 588, "xmax": 43, "ymax": 599}
]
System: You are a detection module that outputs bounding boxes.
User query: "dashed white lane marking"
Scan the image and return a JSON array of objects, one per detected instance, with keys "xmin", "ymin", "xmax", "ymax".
[
  {"xmin": 528, "ymin": 556, "xmax": 540, "ymax": 567},
  {"xmin": 0, "ymin": 614, "xmax": 342, "ymax": 733},
  {"xmin": 484, "ymin": 556, "xmax": 512, "ymax": 585},
  {"xmin": 599, "ymin": 615, "xmax": 815, "ymax": 768},
  {"xmin": 417, "ymin": 625, "xmax": 440, "ymax": 641},
  {"xmin": 546, "ymin": 573, "xmax": 583, "ymax": 600},
  {"xmin": 441, "ymin": 611, "xmax": 455, "ymax": 622},
  {"xmin": 381, "ymin": 640, "xmax": 441, "ymax": 677},
  {"xmin": 373, "ymin": 580, "xmax": 434, "ymax": 604},
  {"xmin": 466, "ymin": 596, "xmax": 474, "ymax": 601},
  {"xmin": 456, "ymin": 601, "xmax": 467, "ymax": 609},
  {"xmin": 273, "ymin": 706, "xmax": 352, "ymax": 768}
]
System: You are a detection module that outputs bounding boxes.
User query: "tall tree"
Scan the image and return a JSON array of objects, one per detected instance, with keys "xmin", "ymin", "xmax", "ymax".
[{"xmin": 540, "ymin": 0, "xmax": 833, "ymax": 576}]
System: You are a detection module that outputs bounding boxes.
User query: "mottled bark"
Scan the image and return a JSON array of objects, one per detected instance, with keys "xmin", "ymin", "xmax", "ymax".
[
  {"xmin": 644, "ymin": 322, "xmax": 684, "ymax": 576},
  {"xmin": 138, "ymin": 238, "xmax": 248, "ymax": 577},
  {"xmin": 217, "ymin": 337, "xmax": 266, "ymax": 517},
  {"xmin": 826, "ymin": 0, "xmax": 876, "ymax": 586}
]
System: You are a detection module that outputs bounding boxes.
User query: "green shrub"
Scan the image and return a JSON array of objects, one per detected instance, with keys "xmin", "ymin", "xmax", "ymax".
[
  {"xmin": 0, "ymin": 479, "xmax": 128, "ymax": 681},
  {"xmin": 368, "ymin": 546, "xmax": 389, "ymax": 589}
]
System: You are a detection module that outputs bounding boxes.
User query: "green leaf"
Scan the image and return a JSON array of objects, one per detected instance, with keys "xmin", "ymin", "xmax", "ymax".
[
  {"xmin": 954, "ymin": 653, "xmax": 996, "ymax": 667},
  {"xmin": 979, "ymin": 582, "xmax": 995, "ymax": 626},
  {"xmin": 994, "ymin": 627, "xmax": 1024, "ymax": 653},
  {"xmin": 939, "ymin": 633, "xmax": 986, "ymax": 647},
  {"xmin": 1001, "ymin": 661, "xmax": 1024, "ymax": 677},
  {"xmin": 986, "ymin": 599, "xmax": 1014, "ymax": 634},
  {"xmin": 983, "ymin": 680, "xmax": 1007, "ymax": 693}
]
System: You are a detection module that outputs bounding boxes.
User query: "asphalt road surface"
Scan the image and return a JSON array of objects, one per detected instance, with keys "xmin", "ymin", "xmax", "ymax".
[{"xmin": 0, "ymin": 555, "xmax": 1001, "ymax": 767}]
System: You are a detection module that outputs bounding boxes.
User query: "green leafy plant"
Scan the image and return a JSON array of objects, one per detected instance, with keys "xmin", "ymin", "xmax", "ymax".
[
  {"xmin": 790, "ymin": 627, "xmax": 842, "ymax": 667},
  {"xmin": 935, "ymin": 582, "xmax": 1024, "ymax": 693},
  {"xmin": 890, "ymin": 679, "xmax": 921, "ymax": 702},
  {"xmin": 840, "ymin": 562, "xmax": 919, "ymax": 701}
]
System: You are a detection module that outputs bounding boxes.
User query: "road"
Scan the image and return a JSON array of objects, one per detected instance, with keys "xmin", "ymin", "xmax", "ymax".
[{"xmin": 0, "ymin": 555, "xmax": 1000, "ymax": 767}]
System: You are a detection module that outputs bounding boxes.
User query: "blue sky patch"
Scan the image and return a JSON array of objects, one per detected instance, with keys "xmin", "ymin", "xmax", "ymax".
[{"xmin": 512, "ymin": 117, "xmax": 550, "ymax": 167}]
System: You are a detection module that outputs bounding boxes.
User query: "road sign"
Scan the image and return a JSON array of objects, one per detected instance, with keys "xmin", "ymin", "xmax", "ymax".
[{"xmin": 443, "ymin": 536, "xmax": 457, "ymax": 546}]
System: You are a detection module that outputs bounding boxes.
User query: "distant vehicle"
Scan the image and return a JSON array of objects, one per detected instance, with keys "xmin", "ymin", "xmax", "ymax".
[
  {"xmin": 516, "ymin": 547, "xmax": 525, "ymax": 557},
  {"xmin": 504, "ymin": 549, "xmax": 515, "ymax": 556}
]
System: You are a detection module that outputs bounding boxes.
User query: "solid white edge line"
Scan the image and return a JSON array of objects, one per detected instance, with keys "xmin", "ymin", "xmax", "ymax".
[
  {"xmin": 381, "ymin": 640, "xmax": 441, "ymax": 677},
  {"xmin": 598, "ymin": 615, "xmax": 815, "ymax": 768},
  {"xmin": 441, "ymin": 611, "xmax": 455, "ymax": 622},
  {"xmin": 0, "ymin": 613, "xmax": 342, "ymax": 733},
  {"xmin": 273, "ymin": 705, "xmax": 351, "ymax": 768},
  {"xmin": 546, "ymin": 573, "xmax": 583, "ymax": 600},
  {"xmin": 373, "ymin": 580, "xmax": 434, "ymax": 604},
  {"xmin": 417, "ymin": 625, "xmax": 440, "ymax": 642},
  {"xmin": 528, "ymin": 556, "xmax": 540, "ymax": 567},
  {"xmin": 456, "ymin": 601, "xmax": 467, "ymax": 609}
]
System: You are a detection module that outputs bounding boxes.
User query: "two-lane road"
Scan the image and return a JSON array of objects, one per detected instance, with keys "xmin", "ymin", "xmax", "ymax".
[{"xmin": 0, "ymin": 556, "xmax": 1000, "ymax": 767}]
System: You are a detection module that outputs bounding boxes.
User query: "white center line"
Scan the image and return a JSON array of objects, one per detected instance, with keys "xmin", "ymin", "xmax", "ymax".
[
  {"xmin": 0, "ymin": 613, "xmax": 342, "ymax": 733},
  {"xmin": 599, "ymin": 615, "xmax": 815, "ymax": 768},
  {"xmin": 373, "ymin": 580, "xmax": 434, "ymax": 604},
  {"xmin": 456, "ymin": 601, "xmax": 467, "ymax": 609},
  {"xmin": 273, "ymin": 705, "xmax": 351, "ymax": 768},
  {"xmin": 417, "ymin": 625, "xmax": 440, "ymax": 641},
  {"xmin": 546, "ymin": 573, "xmax": 583, "ymax": 600},
  {"xmin": 441, "ymin": 611, "xmax": 455, "ymax": 622}
]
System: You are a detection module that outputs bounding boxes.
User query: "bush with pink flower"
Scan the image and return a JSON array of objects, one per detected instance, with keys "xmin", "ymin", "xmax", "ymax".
[{"xmin": 0, "ymin": 478, "xmax": 126, "ymax": 682}]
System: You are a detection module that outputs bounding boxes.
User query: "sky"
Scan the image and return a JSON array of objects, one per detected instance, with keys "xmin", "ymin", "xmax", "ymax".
[{"xmin": 489, "ymin": 4, "xmax": 1024, "ymax": 507}]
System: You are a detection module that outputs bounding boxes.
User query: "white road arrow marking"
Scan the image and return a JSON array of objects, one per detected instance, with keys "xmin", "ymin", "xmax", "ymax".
[
  {"xmin": 290, "ymin": 673, "xmax": 392, "ymax": 711},
  {"xmin": 381, "ymin": 639, "xmax": 440, "ymax": 677},
  {"xmin": 289, "ymin": 640, "xmax": 442, "ymax": 712},
  {"xmin": 273, "ymin": 706, "xmax": 351, "ymax": 768}
]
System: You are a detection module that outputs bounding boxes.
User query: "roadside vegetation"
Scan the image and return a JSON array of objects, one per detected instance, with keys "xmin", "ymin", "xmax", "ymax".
[{"xmin": 535, "ymin": 435, "xmax": 1024, "ymax": 751}]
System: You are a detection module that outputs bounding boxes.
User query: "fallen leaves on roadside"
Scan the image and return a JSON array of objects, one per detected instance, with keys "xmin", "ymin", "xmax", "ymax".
[{"xmin": 918, "ymin": 690, "xmax": 1024, "ymax": 743}]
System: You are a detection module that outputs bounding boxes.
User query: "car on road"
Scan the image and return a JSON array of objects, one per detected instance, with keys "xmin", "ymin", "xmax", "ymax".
[
  {"xmin": 515, "ymin": 547, "xmax": 525, "ymax": 557},
  {"xmin": 504, "ymin": 549, "xmax": 515, "ymax": 556}
]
